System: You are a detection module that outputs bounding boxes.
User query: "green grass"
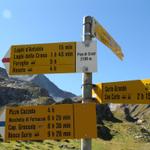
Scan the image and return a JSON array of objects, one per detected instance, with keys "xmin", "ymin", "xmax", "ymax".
[
  {"xmin": 0, "ymin": 140, "xmax": 80, "ymax": 150},
  {"xmin": 1, "ymin": 137, "xmax": 150, "ymax": 150},
  {"xmin": 92, "ymin": 139, "xmax": 150, "ymax": 150},
  {"xmin": 1, "ymin": 108, "xmax": 150, "ymax": 149}
]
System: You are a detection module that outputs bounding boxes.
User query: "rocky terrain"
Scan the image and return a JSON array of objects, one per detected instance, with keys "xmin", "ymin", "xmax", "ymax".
[
  {"xmin": 0, "ymin": 67, "xmax": 150, "ymax": 149},
  {"xmin": 30, "ymin": 74, "xmax": 76, "ymax": 100},
  {"xmin": 11, "ymin": 74, "xmax": 76, "ymax": 101},
  {"xmin": 0, "ymin": 67, "xmax": 76, "ymax": 100},
  {"xmin": 0, "ymin": 75, "xmax": 54, "ymax": 106},
  {"xmin": 0, "ymin": 67, "xmax": 55, "ymax": 106}
]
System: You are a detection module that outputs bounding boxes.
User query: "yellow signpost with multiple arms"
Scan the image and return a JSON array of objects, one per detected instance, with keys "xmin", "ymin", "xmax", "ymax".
[
  {"xmin": 93, "ymin": 79, "xmax": 150, "ymax": 104},
  {"xmin": 5, "ymin": 15, "xmax": 150, "ymax": 150}
]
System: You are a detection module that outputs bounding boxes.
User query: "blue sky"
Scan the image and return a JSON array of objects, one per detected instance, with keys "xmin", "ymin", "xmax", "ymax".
[{"xmin": 0, "ymin": 0, "xmax": 150, "ymax": 95}]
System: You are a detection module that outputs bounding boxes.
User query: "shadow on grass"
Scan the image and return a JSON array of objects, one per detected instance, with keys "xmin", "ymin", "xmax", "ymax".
[
  {"xmin": 97, "ymin": 126, "xmax": 113, "ymax": 141},
  {"xmin": 124, "ymin": 107, "xmax": 138, "ymax": 122},
  {"xmin": 96, "ymin": 104, "xmax": 123, "ymax": 125}
]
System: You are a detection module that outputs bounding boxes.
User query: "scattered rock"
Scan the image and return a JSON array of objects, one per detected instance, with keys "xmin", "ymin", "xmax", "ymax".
[
  {"xmin": 15, "ymin": 143, "xmax": 21, "ymax": 147},
  {"xmin": 59, "ymin": 144, "xmax": 68, "ymax": 149},
  {"xmin": 24, "ymin": 145, "xmax": 30, "ymax": 149},
  {"xmin": 70, "ymin": 146, "xmax": 76, "ymax": 149},
  {"xmin": 136, "ymin": 119, "xmax": 144, "ymax": 125},
  {"xmin": 59, "ymin": 144, "xmax": 76, "ymax": 149},
  {"xmin": 64, "ymin": 139, "xmax": 70, "ymax": 143}
]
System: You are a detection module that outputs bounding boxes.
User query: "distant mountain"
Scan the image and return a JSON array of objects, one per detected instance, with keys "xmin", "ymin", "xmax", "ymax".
[
  {"xmin": 30, "ymin": 74, "xmax": 76, "ymax": 100},
  {"xmin": 0, "ymin": 76, "xmax": 54, "ymax": 106},
  {"xmin": 0, "ymin": 67, "xmax": 8, "ymax": 78},
  {"xmin": 0, "ymin": 67, "xmax": 76, "ymax": 100}
]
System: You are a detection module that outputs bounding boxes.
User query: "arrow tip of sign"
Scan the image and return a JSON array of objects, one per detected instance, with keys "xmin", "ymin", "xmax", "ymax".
[
  {"xmin": 120, "ymin": 53, "xmax": 124, "ymax": 61},
  {"xmin": 2, "ymin": 58, "xmax": 10, "ymax": 63}
]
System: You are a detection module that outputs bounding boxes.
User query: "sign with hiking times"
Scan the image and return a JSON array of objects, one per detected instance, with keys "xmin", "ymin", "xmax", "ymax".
[
  {"xmin": 2, "ymin": 41, "xmax": 97, "ymax": 75},
  {"xmin": 4, "ymin": 103, "xmax": 97, "ymax": 141},
  {"xmin": 93, "ymin": 79, "xmax": 150, "ymax": 104}
]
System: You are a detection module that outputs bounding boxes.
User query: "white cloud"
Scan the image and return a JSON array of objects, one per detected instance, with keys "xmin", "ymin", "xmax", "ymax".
[{"xmin": 2, "ymin": 9, "xmax": 12, "ymax": 19}]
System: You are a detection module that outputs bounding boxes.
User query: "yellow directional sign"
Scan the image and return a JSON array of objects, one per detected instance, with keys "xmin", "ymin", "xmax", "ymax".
[
  {"xmin": 4, "ymin": 41, "xmax": 97, "ymax": 75},
  {"xmin": 5, "ymin": 103, "xmax": 97, "ymax": 141},
  {"xmin": 93, "ymin": 79, "xmax": 150, "ymax": 104},
  {"xmin": 92, "ymin": 18, "xmax": 124, "ymax": 60},
  {"xmin": 9, "ymin": 42, "xmax": 76, "ymax": 75}
]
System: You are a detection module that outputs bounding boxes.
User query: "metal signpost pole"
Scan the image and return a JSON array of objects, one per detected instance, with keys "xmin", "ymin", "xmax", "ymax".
[{"xmin": 81, "ymin": 16, "xmax": 93, "ymax": 150}]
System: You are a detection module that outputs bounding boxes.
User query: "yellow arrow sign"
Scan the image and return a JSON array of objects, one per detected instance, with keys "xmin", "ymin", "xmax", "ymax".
[
  {"xmin": 3, "ymin": 41, "xmax": 97, "ymax": 75},
  {"xmin": 93, "ymin": 79, "xmax": 150, "ymax": 104},
  {"xmin": 5, "ymin": 103, "xmax": 97, "ymax": 141},
  {"xmin": 9, "ymin": 42, "xmax": 76, "ymax": 75},
  {"xmin": 92, "ymin": 18, "xmax": 124, "ymax": 60}
]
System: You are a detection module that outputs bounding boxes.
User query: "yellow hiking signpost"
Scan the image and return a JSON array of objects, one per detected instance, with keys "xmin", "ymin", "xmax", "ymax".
[
  {"xmin": 10, "ymin": 42, "xmax": 76, "ymax": 75},
  {"xmin": 2, "ymin": 41, "xmax": 97, "ymax": 75},
  {"xmin": 5, "ymin": 103, "xmax": 97, "ymax": 141},
  {"xmin": 92, "ymin": 18, "xmax": 124, "ymax": 60},
  {"xmin": 93, "ymin": 79, "xmax": 150, "ymax": 104},
  {"xmin": 1, "ymin": 14, "xmax": 149, "ymax": 150}
]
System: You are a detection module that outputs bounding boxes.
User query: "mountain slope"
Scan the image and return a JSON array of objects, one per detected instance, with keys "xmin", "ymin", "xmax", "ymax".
[
  {"xmin": 30, "ymin": 74, "xmax": 76, "ymax": 99},
  {"xmin": 121, "ymin": 104, "xmax": 150, "ymax": 121},
  {"xmin": 0, "ymin": 67, "xmax": 8, "ymax": 78},
  {"xmin": 0, "ymin": 67, "xmax": 76, "ymax": 99},
  {"xmin": 0, "ymin": 77, "xmax": 53, "ymax": 106}
]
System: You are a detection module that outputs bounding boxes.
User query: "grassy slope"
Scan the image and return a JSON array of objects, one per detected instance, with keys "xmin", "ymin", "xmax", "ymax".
[
  {"xmin": 1, "ymin": 123, "xmax": 150, "ymax": 150},
  {"xmin": 93, "ymin": 122, "xmax": 150, "ymax": 150},
  {"xmin": 0, "ymin": 108, "xmax": 150, "ymax": 150},
  {"xmin": 0, "ymin": 133, "xmax": 149, "ymax": 150}
]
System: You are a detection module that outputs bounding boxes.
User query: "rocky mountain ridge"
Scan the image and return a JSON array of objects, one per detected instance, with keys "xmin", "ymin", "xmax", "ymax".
[
  {"xmin": 0, "ymin": 67, "xmax": 76, "ymax": 100},
  {"xmin": 30, "ymin": 74, "xmax": 76, "ymax": 100},
  {"xmin": 0, "ymin": 74, "xmax": 54, "ymax": 106}
]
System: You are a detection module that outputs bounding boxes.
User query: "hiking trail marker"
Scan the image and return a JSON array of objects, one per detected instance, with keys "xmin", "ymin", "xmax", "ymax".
[
  {"xmin": 3, "ymin": 103, "xmax": 96, "ymax": 141},
  {"xmin": 0, "ymin": 108, "xmax": 6, "ymax": 139},
  {"xmin": 92, "ymin": 18, "xmax": 124, "ymax": 60},
  {"xmin": 93, "ymin": 79, "xmax": 150, "ymax": 104},
  {"xmin": 81, "ymin": 16, "xmax": 124, "ymax": 150},
  {"xmin": 2, "ymin": 41, "xmax": 97, "ymax": 75},
  {"xmin": 1, "ymin": 16, "xmax": 125, "ymax": 150}
]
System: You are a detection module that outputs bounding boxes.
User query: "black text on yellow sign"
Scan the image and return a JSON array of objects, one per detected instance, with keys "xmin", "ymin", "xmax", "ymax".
[
  {"xmin": 92, "ymin": 79, "xmax": 150, "ymax": 104},
  {"xmin": 8, "ymin": 41, "xmax": 97, "ymax": 75},
  {"xmin": 9, "ymin": 42, "xmax": 76, "ymax": 75},
  {"xmin": 5, "ymin": 103, "xmax": 97, "ymax": 141},
  {"xmin": 93, "ymin": 18, "xmax": 124, "ymax": 60}
]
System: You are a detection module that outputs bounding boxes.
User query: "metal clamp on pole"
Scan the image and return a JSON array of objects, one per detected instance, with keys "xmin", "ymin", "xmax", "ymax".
[
  {"xmin": 81, "ymin": 16, "xmax": 93, "ymax": 150},
  {"xmin": 81, "ymin": 83, "xmax": 94, "ymax": 88},
  {"xmin": 92, "ymin": 84, "xmax": 97, "ymax": 88},
  {"xmin": 83, "ymin": 16, "xmax": 93, "ymax": 46}
]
